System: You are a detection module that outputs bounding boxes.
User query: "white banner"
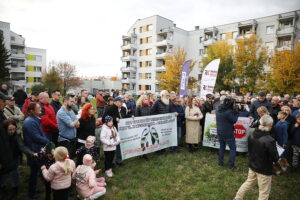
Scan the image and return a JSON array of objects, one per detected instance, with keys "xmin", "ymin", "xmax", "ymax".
[
  {"xmin": 202, "ymin": 114, "xmax": 253, "ymax": 152},
  {"xmin": 200, "ymin": 59, "xmax": 221, "ymax": 98},
  {"xmin": 118, "ymin": 113, "xmax": 177, "ymax": 160}
]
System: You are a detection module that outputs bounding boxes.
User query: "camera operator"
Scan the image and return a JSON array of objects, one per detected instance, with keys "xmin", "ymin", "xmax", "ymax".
[{"xmin": 216, "ymin": 96, "xmax": 239, "ymax": 171}]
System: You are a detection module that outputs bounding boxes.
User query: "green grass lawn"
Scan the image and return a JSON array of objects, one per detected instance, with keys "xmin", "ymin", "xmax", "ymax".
[{"xmin": 5, "ymin": 146, "xmax": 300, "ymax": 200}]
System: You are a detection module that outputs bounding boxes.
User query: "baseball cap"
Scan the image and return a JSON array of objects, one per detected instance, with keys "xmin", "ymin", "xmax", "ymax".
[{"xmin": 113, "ymin": 96, "xmax": 124, "ymax": 102}]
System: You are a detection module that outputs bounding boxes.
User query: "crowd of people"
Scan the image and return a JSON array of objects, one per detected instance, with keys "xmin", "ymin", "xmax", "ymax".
[{"xmin": 0, "ymin": 82, "xmax": 299, "ymax": 200}]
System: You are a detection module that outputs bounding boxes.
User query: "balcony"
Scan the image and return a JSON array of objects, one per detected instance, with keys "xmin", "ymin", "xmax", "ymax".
[
  {"xmin": 276, "ymin": 27, "xmax": 295, "ymax": 36},
  {"xmin": 120, "ymin": 66, "xmax": 136, "ymax": 72},
  {"xmin": 156, "ymin": 39, "xmax": 172, "ymax": 47},
  {"xmin": 203, "ymin": 39, "xmax": 216, "ymax": 46},
  {"xmin": 156, "ymin": 52, "xmax": 167, "ymax": 59},
  {"xmin": 276, "ymin": 45, "xmax": 292, "ymax": 51},
  {"xmin": 11, "ymin": 53, "xmax": 26, "ymax": 60},
  {"xmin": 155, "ymin": 65, "xmax": 166, "ymax": 72},
  {"xmin": 121, "ymin": 55, "xmax": 137, "ymax": 61},
  {"xmin": 11, "ymin": 41, "xmax": 25, "ymax": 47},
  {"xmin": 121, "ymin": 43, "xmax": 137, "ymax": 50},
  {"xmin": 121, "ymin": 78, "xmax": 136, "ymax": 84}
]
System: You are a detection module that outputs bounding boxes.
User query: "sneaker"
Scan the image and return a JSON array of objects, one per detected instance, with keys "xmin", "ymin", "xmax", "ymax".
[
  {"xmin": 105, "ymin": 169, "xmax": 113, "ymax": 177},
  {"xmin": 230, "ymin": 166, "xmax": 239, "ymax": 172}
]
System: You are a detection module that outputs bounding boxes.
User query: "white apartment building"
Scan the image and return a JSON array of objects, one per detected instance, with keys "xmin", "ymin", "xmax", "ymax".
[
  {"xmin": 0, "ymin": 21, "xmax": 46, "ymax": 93},
  {"xmin": 121, "ymin": 10, "xmax": 300, "ymax": 95}
]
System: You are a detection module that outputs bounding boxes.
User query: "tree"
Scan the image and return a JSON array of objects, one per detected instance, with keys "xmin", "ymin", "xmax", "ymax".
[
  {"xmin": 54, "ymin": 62, "xmax": 83, "ymax": 94},
  {"xmin": 233, "ymin": 34, "xmax": 268, "ymax": 94},
  {"xmin": 202, "ymin": 40, "xmax": 235, "ymax": 91},
  {"xmin": 157, "ymin": 48, "xmax": 198, "ymax": 93},
  {"xmin": 0, "ymin": 31, "xmax": 10, "ymax": 82},
  {"xmin": 265, "ymin": 43, "xmax": 300, "ymax": 95},
  {"xmin": 31, "ymin": 84, "xmax": 46, "ymax": 93},
  {"xmin": 41, "ymin": 66, "xmax": 63, "ymax": 93}
]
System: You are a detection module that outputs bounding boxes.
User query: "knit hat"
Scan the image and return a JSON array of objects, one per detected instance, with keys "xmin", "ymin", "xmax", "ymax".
[
  {"xmin": 45, "ymin": 142, "xmax": 55, "ymax": 154},
  {"xmin": 104, "ymin": 115, "xmax": 113, "ymax": 123},
  {"xmin": 83, "ymin": 154, "xmax": 93, "ymax": 166},
  {"xmin": 85, "ymin": 136, "xmax": 96, "ymax": 148}
]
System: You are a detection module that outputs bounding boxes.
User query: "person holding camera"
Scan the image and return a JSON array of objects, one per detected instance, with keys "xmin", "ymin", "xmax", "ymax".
[{"xmin": 216, "ymin": 96, "xmax": 239, "ymax": 171}]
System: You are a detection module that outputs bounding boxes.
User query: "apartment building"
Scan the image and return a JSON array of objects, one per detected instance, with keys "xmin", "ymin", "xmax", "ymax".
[
  {"xmin": 0, "ymin": 21, "xmax": 46, "ymax": 93},
  {"xmin": 121, "ymin": 10, "xmax": 300, "ymax": 95}
]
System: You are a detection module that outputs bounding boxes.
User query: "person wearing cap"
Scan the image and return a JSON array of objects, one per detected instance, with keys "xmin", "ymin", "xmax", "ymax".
[
  {"xmin": 250, "ymin": 92, "xmax": 273, "ymax": 120},
  {"xmin": 3, "ymin": 96, "xmax": 24, "ymax": 134},
  {"xmin": 13, "ymin": 85, "xmax": 27, "ymax": 111},
  {"xmin": 23, "ymin": 91, "xmax": 39, "ymax": 118},
  {"xmin": 102, "ymin": 96, "xmax": 124, "ymax": 166}
]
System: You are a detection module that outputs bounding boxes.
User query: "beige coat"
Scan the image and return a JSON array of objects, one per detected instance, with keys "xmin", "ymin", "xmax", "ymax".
[{"xmin": 185, "ymin": 105, "xmax": 203, "ymax": 144}]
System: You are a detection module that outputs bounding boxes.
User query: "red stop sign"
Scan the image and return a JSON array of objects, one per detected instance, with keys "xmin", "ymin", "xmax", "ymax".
[{"xmin": 234, "ymin": 124, "xmax": 246, "ymax": 139}]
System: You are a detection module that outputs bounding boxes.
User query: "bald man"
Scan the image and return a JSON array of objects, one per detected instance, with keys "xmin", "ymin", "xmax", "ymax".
[{"xmin": 39, "ymin": 92, "xmax": 58, "ymax": 142}]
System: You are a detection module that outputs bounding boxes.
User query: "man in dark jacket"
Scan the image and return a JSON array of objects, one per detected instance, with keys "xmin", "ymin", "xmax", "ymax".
[
  {"xmin": 171, "ymin": 97, "xmax": 185, "ymax": 151},
  {"xmin": 250, "ymin": 92, "xmax": 272, "ymax": 120},
  {"xmin": 234, "ymin": 115, "xmax": 278, "ymax": 200},
  {"xmin": 50, "ymin": 90, "xmax": 62, "ymax": 114},
  {"xmin": 151, "ymin": 90, "xmax": 172, "ymax": 115},
  {"xmin": 13, "ymin": 85, "xmax": 27, "ymax": 110},
  {"xmin": 201, "ymin": 94, "xmax": 214, "ymax": 136},
  {"xmin": 102, "ymin": 96, "xmax": 124, "ymax": 165},
  {"xmin": 216, "ymin": 96, "xmax": 239, "ymax": 171},
  {"xmin": 270, "ymin": 96, "xmax": 281, "ymax": 123}
]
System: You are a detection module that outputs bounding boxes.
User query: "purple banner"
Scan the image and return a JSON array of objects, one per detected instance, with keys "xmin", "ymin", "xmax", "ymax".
[{"xmin": 179, "ymin": 60, "xmax": 191, "ymax": 97}]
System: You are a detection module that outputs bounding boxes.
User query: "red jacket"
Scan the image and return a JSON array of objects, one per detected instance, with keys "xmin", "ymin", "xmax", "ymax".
[
  {"xmin": 40, "ymin": 103, "xmax": 58, "ymax": 134},
  {"xmin": 96, "ymin": 93, "xmax": 106, "ymax": 108}
]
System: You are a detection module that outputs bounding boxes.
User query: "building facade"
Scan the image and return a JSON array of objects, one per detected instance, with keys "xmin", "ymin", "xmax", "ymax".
[
  {"xmin": 0, "ymin": 21, "xmax": 46, "ymax": 93},
  {"xmin": 121, "ymin": 10, "xmax": 300, "ymax": 95}
]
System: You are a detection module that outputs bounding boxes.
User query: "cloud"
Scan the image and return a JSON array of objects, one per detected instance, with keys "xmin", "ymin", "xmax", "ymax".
[{"xmin": 1, "ymin": 0, "xmax": 299, "ymax": 77}]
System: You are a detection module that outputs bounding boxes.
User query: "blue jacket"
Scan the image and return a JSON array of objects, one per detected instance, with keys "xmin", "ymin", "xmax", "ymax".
[
  {"xmin": 126, "ymin": 99, "xmax": 136, "ymax": 117},
  {"xmin": 171, "ymin": 104, "xmax": 185, "ymax": 127},
  {"xmin": 274, "ymin": 120, "xmax": 289, "ymax": 146},
  {"xmin": 23, "ymin": 115, "xmax": 49, "ymax": 153},
  {"xmin": 292, "ymin": 109, "xmax": 300, "ymax": 119},
  {"xmin": 216, "ymin": 106, "xmax": 239, "ymax": 139},
  {"xmin": 57, "ymin": 106, "xmax": 77, "ymax": 142}
]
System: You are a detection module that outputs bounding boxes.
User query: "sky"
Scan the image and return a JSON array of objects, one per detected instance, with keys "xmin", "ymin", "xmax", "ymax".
[{"xmin": 0, "ymin": 0, "xmax": 299, "ymax": 77}]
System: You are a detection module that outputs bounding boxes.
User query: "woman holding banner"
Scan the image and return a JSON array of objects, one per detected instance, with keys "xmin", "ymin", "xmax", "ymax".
[{"xmin": 185, "ymin": 97, "xmax": 203, "ymax": 152}]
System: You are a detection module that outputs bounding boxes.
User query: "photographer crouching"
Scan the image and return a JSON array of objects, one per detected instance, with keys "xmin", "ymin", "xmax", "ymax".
[{"xmin": 216, "ymin": 95, "xmax": 239, "ymax": 171}]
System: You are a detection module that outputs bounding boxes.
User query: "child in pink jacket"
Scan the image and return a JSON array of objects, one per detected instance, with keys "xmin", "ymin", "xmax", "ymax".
[
  {"xmin": 41, "ymin": 146, "xmax": 75, "ymax": 200},
  {"xmin": 73, "ymin": 154, "xmax": 106, "ymax": 199}
]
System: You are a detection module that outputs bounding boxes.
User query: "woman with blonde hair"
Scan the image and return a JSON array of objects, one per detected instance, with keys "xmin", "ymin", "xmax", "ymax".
[
  {"xmin": 185, "ymin": 97, "xmax": 203, "ymax": 152},
  {"xmin": 41, "ymin": 146, "xmax": 75, "ymax": 200},
  {"xmin": 135, "ymin": 95, "xmax": 151, "ymax": 117}
]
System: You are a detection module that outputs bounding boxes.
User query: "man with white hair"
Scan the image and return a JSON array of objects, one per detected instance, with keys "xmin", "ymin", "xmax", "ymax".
[
  {"xmin": 271, "ymin": 96, "xmax": 281, "ymax": 123},
  {"xmin": 38, "ymin": 92, "xmax": 58, "ymax": 141},
  {"xmin": 151, "ymin": 90, "xmax": 172, "ymax": 115}
]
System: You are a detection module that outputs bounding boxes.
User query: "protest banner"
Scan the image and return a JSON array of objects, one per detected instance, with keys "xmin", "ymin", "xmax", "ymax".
[
  {"xmin": 118, "ymin": 113, "xmax": 177, "ymax": 160},
  {"xmin": 200, "ymin": 58, "xmax": 220, "ymax": 98},
  {"xmin": 202, "ymin": 114, "xmax": 252, "ymax": 152},
  {"xmin": 179, "ymin": 60, "xmax": 191, "ymax": 97}
]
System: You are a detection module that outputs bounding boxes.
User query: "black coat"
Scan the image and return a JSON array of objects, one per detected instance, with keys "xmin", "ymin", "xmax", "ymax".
[
  {"xmin": 0, "ymin": 125, "xmax": 14, "ymax": 174},
  {"xmin": 151, "ymin": 99, "xmax": 171, "ymax": 115},
  {"xmin": 50, "ymin": 100, "xmax": 62, "ymax": 114},
  {"xmin": 13, "ymin": 90, "xmax": 28, "ymax": 105},
  {"xmin": 77, "ymin": 117, "xmax": 96, "ymax": 140},
  {"xmin": 135, "ymin": 105, "xmax": 151, "ymax": 117},
  {"xmin": 102, "ymin": 104, "xmax": 123, "ymax": 130},
  {"xmin": 248, "ymin": 129, "xmax": 279, "ymax": 175}
]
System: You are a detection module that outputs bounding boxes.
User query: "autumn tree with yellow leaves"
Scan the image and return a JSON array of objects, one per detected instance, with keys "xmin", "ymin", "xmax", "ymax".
[
  {"xmin": 233, "ymin": 34, "xmax": 268, "ymax": 94},
  {"xmin": 202, "ymin": 40, "xmax": 235, "ymax": 91},
  {"xmin": 265, "ymin": 43, "xmax": 300, "ymax": 95},
  {"xmin": 157, "ymin": 48, "xmax": 198, "ymax": 93}
]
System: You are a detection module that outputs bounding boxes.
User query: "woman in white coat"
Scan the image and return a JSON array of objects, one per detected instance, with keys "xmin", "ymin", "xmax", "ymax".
[{"xmin": 185, "ymin": 97, "xmax": 203, "ymax": 152}]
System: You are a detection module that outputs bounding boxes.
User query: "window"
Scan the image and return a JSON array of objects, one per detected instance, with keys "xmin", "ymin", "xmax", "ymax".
[
  {"xmin": 139, "ymin": 38, "xmax": 143, "ymax": 44},
  {"xmin": 220, "ymin": 33, "xmax": 226, "ymax": 40},
  {"xmin": 139, "ymin": 85, "xmax": 142, "ymax": 90},
  {"xmin": 11, "ymin": 48, "xmax": 18, "ymax": 54},
  {"xmin": 199, "ymin": 37, "xmax": 203, "ymax": 43},
  {"xmin": 34, "ymin": 77, "xmax": 41, "ymax": 83},
  {"xmin": 147, "ymin": 24, "xmax": 153, "ymax": 31},
  {"xmin": 145, "ymin": 85, "xmax": 151, "ymax": 90},
  {"xmin": 204, "ymin": 34, "xmax": 213, "ymax": 40},
  {"xmin": 204, "ymin": 46, "xmax": 208, "ymax": 54},
  {"xmin": 11, "ymin": 36, "xmax": 15, "ymax": 41},
  {"xmin": 11, "ymin": 72, "xmax": 25, "ymax": 81},
  {"xmin": 133, "ymin": 28, "xmax": 136, "ymax": 34},
  {"xmin": 139, "ymin": 73, "xmax": 142, "ymax": 79},
  {"xmin": 146, "ymin": 49, "xmax": 152, "ymax": 55},
  {"xmin": 139, "ymin": 27, "xmax": 143, "ymax": 33},
  {"xmin": 281, "ymin": 20, "xmax": 293, "ymax": 29},
  {"xmin": 139, "ymin": 50, "xmax": 143, "ymax": 56},
  {"xmin": 147, "ymin": 61, "xmax": 152, "ymax": 67},
  {"xmin": 266, "ymin": 25, "xmax": 275, "ymax": 34},
  {"xmin": 199, "ymin": 49, "xmax": 204, "ymax": 55},
  {"xmin": 146, "ymin": 73, "xmax": 152, "ymax": 79},
  {"xmin": 35, "ymin": 55, "xmax": 42, "ymax": 61},
  {"xmin": 147, "ymin": 36, "xmax": 152, "ymax": 43},
  {"xmin": 11, "ymin": 60, "xmax": 18, "ymax": 67},
  {"xmin": 233, "ymin": 31, "xmax": 238, "ymax": 39}
]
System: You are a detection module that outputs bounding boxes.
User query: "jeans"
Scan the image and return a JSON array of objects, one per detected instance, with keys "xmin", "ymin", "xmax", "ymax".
[
  {"xmin": 0, "ymin": 159, "xmax": 19, "ymax": 188},
  {"xmin": 28, "ymin": 158, "xmax": 40, "ymax": 197},
  {"xmin": 218, "ymin": 136, "xmax": 236, "ymax": 168},
  {"xmin": 171, "ymin": 127, "xmax": 182, "ymax": 151},
  {"xmin": 97, "ymin": 107, "xmax": 104, "ymax": 118}
]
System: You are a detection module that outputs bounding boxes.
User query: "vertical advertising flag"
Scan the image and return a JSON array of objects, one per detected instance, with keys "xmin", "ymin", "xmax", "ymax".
[
  {"xmin": 179, "ymin": 60, "xmax": 191, "ymax": 97},
  {"xmin": 200, "ymin": 59, "xmax": 221, "ymax": 98}
]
